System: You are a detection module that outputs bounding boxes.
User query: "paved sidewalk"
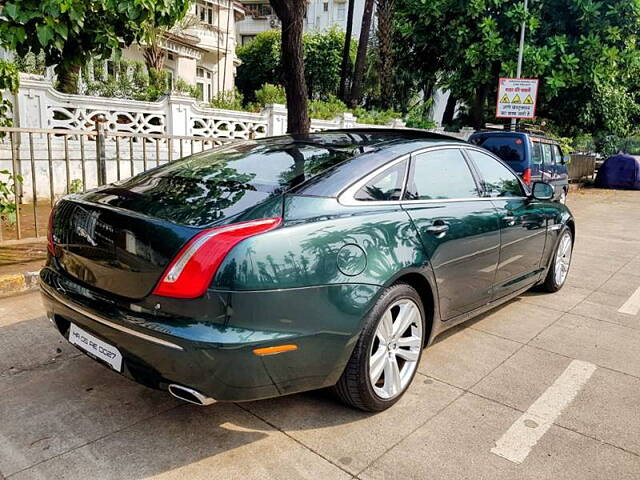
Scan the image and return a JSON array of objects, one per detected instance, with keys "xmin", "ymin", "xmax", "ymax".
[{"xmin": 1, "ymin": 189, "xmax": 640, "ymax": 479}]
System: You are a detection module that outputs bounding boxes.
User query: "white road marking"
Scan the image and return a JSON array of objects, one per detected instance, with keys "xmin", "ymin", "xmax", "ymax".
[
  {"xmin": 491, "ymin": 359, "xmax": 597, "ymax": 464},
  {"xmin": 618, "ymin": 286, "xmax": 640, "ymax": 316}
]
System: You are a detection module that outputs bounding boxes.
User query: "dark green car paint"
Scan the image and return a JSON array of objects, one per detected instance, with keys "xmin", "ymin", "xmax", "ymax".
[{"xmin": 40, "ymin": 130, "xmax": 575, "ymax": 403}]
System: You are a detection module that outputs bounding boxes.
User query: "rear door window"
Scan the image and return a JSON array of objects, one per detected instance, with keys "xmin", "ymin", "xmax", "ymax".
[
  {"xmin": 542, "ymin": 143, "xmax": 553, "ymax": 165},
  {"xmin": 531, "ymin": 141, "xmax": 543, "ymax": 164},
  {"xmin": 551, "ymin": 145, "xmax": 562, "ymax": 165},
  {"xmin": 466, "ymin": 150, "xmax": 525, "ymax": 198},
  {"xmin": 404, "ymin": 149, "xmax": 479, "ymax": 200}
]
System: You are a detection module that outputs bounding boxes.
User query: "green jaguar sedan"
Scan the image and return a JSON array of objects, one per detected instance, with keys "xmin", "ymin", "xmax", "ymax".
[{"xmin": 41, "ymin": 129, "xmax": 574, "ymax": 411}]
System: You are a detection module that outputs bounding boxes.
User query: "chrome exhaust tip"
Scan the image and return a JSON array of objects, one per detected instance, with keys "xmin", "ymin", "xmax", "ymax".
[{"xmin": 168, "ymin": 384, "xmax": 216, "ymax": 406}]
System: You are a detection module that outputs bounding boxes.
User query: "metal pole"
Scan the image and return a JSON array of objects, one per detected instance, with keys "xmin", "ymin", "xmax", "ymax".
[
  {"xmin": 511, "ymin": 0, "xmax": 528, "ymax": 131},
  {"xmin": 95, "ymin": 115, "xmax": 108, "ymax": 186}
]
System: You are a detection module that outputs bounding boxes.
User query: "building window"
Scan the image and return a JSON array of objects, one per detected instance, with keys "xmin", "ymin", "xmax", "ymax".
[
  {"xmin": 241, "ymin": 35, "xmax": 257, "ymax": 46},
  {"xmin": 244, "ymin": 3, "xmax": 273, "ymax": 17},
  {"xmin": 197, "ymin": 67, "xmax": 204, "ymax": 78},
  {"xmin": 196, "ymin": 3, "xmax": 216, "ymax": 25},
  {"xmin": 167, "ymin": 53, "xmax": 174, "ymax": 61},
  {"xmin": 196, "ymin": 82, "xmax": 204, "ymax": 101},
  {"xmin": 165, "ymin": 70, "xmax": 174, "ymax": 89},
  {"xmin": 323, "ymin": 2, "xmax": 329, "ymax": 12},
  {"xmin": 337, "ymin": 3, "xmax": 346, "ymax": 20}
]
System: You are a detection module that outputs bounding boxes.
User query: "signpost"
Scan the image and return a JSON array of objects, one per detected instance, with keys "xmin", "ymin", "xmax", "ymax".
[{"xmin": 496, "ymin": 77, "xmax": 539, "ymax": 120}]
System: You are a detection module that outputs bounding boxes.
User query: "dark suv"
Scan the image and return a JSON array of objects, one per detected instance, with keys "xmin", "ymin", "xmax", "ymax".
[{"xmin": 468, "ymin": 131, "xmax": 569, "ymax": 203}]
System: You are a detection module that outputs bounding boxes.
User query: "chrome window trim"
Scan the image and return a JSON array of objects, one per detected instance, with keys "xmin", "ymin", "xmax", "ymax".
[
  {"xmin": 338, "ymin": 144, "xmax": 529, "ymax": 207},
  {"xmin": 46, "ymin": 288, "xmax": 184, "ymax": 351}
]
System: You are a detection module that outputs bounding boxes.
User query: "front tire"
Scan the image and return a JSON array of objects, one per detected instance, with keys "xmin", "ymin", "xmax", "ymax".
[
  {"xmin": 334, "ymin": 283, "xmax": 425, "ymax": 412},
  {"xmin": 540, "ymin": 227, "xmax": 573, "ymax": 292}
]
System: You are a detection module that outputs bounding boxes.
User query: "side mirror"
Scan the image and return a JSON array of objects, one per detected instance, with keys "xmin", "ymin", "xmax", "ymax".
[
  {"xmin": 531, "ymin": 181, "xmax": 554, "ymax": 201},
  {"xmin": 561, "ymin": 155, "xmax": 571, "ymax": 165}
]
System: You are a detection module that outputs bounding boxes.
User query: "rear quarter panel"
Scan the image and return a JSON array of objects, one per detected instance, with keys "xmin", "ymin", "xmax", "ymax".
[{"xmin": 214, "ymin": 195, "xmax": 430, "ymax": 291}]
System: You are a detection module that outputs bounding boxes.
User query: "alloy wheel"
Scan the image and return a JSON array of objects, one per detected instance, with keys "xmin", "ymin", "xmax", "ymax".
[
  {"xmin": 368, "ymin": 298, "xmax": 423, "ymax": 400},
  {"xmin": 554, "ymin": 232, "xmax": 572, "ymax": 286}
]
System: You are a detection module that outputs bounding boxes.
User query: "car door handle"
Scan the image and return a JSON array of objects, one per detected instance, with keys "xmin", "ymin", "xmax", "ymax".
[
  {"xmin": 425, "ymin": 223, "xmax": 449, "ymax": 235},
  {"xmin": 503, "ymin": 216, "xmax": 517, "ymax": 226}
]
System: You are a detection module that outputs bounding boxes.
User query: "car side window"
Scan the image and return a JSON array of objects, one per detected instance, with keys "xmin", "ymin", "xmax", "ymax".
[
  {"xmin": 404, "ymin": 149, "xmax": 479, "ymax": 200},
  {"xmin": 551, "ymin": 145, "xmax": 562, "ymax": 165},
  {"xmin": 531, "ymin": 141, "xmax": 543, "ymax": 164},
  {"xmin": 542, "ymin": 143, "xmax": 553, "ymax": 165},
  {"xmin": 466, "ymin": 150, "xmax": 525, "ymax": 198},
  {"xmin": 354, "ymin": 160, "xmax": 407, "ymax": 201}
]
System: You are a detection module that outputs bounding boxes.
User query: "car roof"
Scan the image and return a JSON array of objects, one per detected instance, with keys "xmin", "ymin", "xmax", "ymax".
[
  {"xmin": 469, "ymin": 130, "xmax": 559, "ymax": 144},
  {"xmin": 259, "ymin": 128, "xmax": 467, "ymax": 149},
  {"xmin": 282, "ymin": 129, "xmax": 469, "ymax": 197}
]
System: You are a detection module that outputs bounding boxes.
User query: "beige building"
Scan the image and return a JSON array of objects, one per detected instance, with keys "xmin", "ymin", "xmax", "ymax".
[{"xmin": 124, "ymin": 0, "xmax": 245, "ymax": 102}]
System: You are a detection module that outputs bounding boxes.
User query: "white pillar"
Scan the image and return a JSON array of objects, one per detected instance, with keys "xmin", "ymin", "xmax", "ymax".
[
  {"xmin": 15, "ymin": 74, "xmax": 50, "ymax": 129},
  {"xmin": 261, "ymin": 103, "xmax": 287, "ymax": 136},
  {"xmin": 338, "ymin": 112, "xmax": 356, "ymax": 129},
  {"xmin": 167, "ymin": 94, "xmax": 197, "ymax": 136}
]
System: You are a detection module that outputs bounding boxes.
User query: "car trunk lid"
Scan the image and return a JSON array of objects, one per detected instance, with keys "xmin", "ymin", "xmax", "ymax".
[{"xmin": 51, "ymin": 198, "xmax": 198, "ymax": 299}]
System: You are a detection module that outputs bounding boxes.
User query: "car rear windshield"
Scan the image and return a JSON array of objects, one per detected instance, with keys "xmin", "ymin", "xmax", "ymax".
[
  {"xmin": 93, "ymin": 139, "xmax": 354, "ymax": 226},
  {"xmin": 471, "ymin": 136, "xmax": 525, "ymax": 163}
]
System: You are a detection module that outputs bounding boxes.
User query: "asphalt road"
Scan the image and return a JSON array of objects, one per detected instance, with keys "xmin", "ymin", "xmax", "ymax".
[{"xmin": 1, "ymin": 188, "xmax": 640, "ymax": 479}]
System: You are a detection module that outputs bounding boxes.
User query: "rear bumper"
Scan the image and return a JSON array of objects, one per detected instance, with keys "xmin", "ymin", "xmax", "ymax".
[{"xmin": 40, "ymin": 267, "xmax": 379, "ymax": 402}]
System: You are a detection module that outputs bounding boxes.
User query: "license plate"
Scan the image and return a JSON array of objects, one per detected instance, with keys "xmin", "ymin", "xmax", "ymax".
[{"xmin": 69, "ymin": 323, "xmax": 123, "ymax": 372}]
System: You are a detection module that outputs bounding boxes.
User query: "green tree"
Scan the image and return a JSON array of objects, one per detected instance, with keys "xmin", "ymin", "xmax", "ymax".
[
  {"xmin": 394, "ymin": 0, "xmax": 640, "ymax": 136},
  {"xmin": 236, "ymin": 29, "xmax": 353, "ymax": 103},
  {"xmin": 0, "ymin": 0, "xmax": 189, "ymax": 93},
  {"xmin": 236, "ymin": 30, "xmax": 282, "ymax": 104}
]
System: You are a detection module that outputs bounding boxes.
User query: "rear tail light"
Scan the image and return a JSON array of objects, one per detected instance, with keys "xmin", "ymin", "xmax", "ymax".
[
  {"xmin": 522, "ymin": 168, "xmax": 532, "ymax": 185},
  {"xmin": 153, "ymin": 217, "xmax": 282, "ymax": 299},
  {"xmin": 47, "ymin": 208, "xmax": 56, "ymax": 256}
]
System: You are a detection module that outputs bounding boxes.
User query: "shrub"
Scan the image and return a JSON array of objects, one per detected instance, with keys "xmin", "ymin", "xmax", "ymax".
[
  {"xmin": 13, "ymin": 51, "xmax": 46, "ymax": 75},
  {"xmin": 174, "ymin": 78, "xmax": 200, "ymax": 99},
  {"xmin": 83, "ymin": 60, "xmax": 176, "ymax": 102},
  {"xmin": 308, "ymin": 95, "xmax": 348, "ymax": 120},
  {"xmin": 352, "ymin": 107, "xmax": 400, "ymax": 126},
  {"xmin": 209, "ymin": 89, "xmax": 245, "ymax": 111},
  {"xmin": 0, "ymin": 169, "xmax": 23, "ymax": 226},
  {"xmin": 254, "ymin": 83, "xmax": 286, "ymax": 106}
]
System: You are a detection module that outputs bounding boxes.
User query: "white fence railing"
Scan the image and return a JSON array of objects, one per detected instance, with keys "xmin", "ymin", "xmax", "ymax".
[
  {"xmin": 12, "ymin": 74, "xmax": 397, "ymax": 139},
  {"xmin": 11, "ymin": 74, "xmax": 476, "ymax": 140}
]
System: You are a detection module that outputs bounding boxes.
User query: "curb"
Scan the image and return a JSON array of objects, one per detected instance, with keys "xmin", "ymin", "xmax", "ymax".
[{"xmin": 0, "ymin": 270, "xmax": 41, "ymax": 297}]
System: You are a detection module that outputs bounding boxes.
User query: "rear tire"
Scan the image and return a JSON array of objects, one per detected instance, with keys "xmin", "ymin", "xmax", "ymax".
[
  {"xmin": 333, "ymin": 283, "xmax": 426, "ymax": 412},
  {"xmin": 540, "ymin": 227, "xmax": 573, "ymax": 292}
]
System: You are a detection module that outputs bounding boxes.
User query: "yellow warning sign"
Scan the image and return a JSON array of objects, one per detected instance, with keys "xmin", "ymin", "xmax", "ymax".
[{"xmin": 497, "ymin": 78, "xmax": 539, "ymax": 119}]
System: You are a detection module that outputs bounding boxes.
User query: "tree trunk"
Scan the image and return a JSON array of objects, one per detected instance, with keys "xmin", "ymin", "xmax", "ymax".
[
  {"xmin": 376, "ymin": 0, "xmax": 394, "ymax": 109},
  {"xmin": 471, "ymin": 84, "xmax": 488, "ymax": 130},
  {"xmin": 143, "ymin": 45, "xmax": 166, "ymax": 72},
  {"xmin": 349, "ymin": 0, "xmax": 375, "ymax": 107},
  {"xmin": 339, "ymin": 0, "xmax": 356, "ymax": 101},
  {"xmin": 55, "ymin": 61, "xmax": 81, "ymax": 94},
  {"xmin": 270, "ymin": 0, "xmax": 310, "ymax": 134},
  {"xmin": 442, "ymin": 93, "xmax": 457, "ymax": 125}
]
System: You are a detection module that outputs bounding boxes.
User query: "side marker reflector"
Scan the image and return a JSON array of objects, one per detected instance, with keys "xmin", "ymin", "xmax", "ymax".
[{"xmin": 253, "ymin": 344, "xmax": 298, "ymax": 356}]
